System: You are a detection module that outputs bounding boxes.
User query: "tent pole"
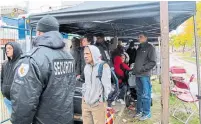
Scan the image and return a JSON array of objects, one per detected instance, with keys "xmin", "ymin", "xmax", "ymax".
[
  {"xmin": 193, "ymin": 14, "xmax": 201, "ymax": 123},
  {"xmin": 158, "ymin": 37, "xmax": 162, "ymax": 84},
  {"xmin": 160, "ymin": 1, "xmax": 170, "ymax": 124},
  {"xmin": 30, "ymin": 27, "xmax": 33, "ymax": 49}
]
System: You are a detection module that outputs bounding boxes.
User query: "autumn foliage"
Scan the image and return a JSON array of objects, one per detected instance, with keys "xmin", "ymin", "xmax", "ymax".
[{"xmin": 170, "ymin": 2, "xmax": 201, "ymax": 52}]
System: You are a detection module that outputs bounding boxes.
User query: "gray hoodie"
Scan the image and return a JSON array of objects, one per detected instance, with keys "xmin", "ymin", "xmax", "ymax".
[{"xmin": 82, "ymin": 45, "xmax": 112, "ymax": 105}]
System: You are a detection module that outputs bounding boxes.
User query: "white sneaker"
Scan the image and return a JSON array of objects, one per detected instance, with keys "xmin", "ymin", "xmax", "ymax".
[
  {"xmin": 112, "ymin": 101, "xmax": 116, "ymax": 106},
  {"xmin": 119, "ymin": 99, "xmax": 125, "ymax": 105}
]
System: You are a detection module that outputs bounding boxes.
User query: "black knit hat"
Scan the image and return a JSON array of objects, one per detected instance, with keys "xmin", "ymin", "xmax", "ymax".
[
  {"xmin": 36, "ymin": 15, "xmax": 59, "ymax": 32},
  {"xmin": 138, "ymin": 32, "xmax": 148, "ymax": 37},
  {"xmin": 84, "ymin": 33, "xmax": 94, "ymax": 43}
]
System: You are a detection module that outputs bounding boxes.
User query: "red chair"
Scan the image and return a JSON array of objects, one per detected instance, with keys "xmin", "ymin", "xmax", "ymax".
[
  {"xmin": 171, "ymin": 74, "xmax": 195, "ymax": 93},
  {"xmin": 171, "ymin": 74, "xmax": 198, "ymax": 124},
  {"xmin": 170, "ymin": 67, "xmax": 186, "ymax": 80},
  {"xmin": 169, "ymin": 66, "xmax": 187, "ymax": 92},
  {"xmin": 172, "ymin": 92, "xmax": 198, "ymax": 124}
]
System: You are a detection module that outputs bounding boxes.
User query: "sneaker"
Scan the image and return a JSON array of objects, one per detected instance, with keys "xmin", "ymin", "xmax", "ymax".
[
  {"xmin": 134, "ymin": 112, "xmax": 142, "ymax": 118},
  {"xmin": 119, "ymin": 99, "xmax": 125, "ymax": 105},
  {"xmin": 111, "ymin": 101, "xmax": 116, "ymax": 106},
  {"xmin": 139, "ymin": 113, "xmax": 151, "ymax": 121}
]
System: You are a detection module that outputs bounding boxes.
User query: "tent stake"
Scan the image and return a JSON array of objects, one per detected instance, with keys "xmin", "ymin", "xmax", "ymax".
[
  {"xmin": 193, "ymin": 13, "xmax": 201, "ymax": 123},
  {"xmin": 160, "ymin": 1, "xmax": 170, "ymax": 124}
]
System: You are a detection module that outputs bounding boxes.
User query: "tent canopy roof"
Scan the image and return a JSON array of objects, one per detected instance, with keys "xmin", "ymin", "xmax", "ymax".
[{"xmin": 30, "ymin": 1, "xmax": 196, "ymax": 38}]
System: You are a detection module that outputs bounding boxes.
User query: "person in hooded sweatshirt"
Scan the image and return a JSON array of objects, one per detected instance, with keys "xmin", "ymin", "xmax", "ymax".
[
  {"xmin": 1, "ymin": 42, "xmax": 22, "ymax": 114},
  {"xmin": 82, "ymin": 45, "xmax": 112, "ymax": 124},
  {"xmin": 10, "ymin": 15, "xmax": 76, "ymax": 124}
]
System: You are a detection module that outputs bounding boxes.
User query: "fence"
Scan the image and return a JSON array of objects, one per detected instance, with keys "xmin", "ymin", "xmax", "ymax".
[{"xmin": 0, "ymin": 94, "xmax": 10, "ymax": 124}]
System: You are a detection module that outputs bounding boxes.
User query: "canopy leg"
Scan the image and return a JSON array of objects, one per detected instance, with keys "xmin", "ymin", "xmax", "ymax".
[
  {"xmin": 193, "ymin": 14, "xmax": 201, "ymax": 124},
  {"xmin": 160, "ymin": 1, "xmax": 170, "ymax": 124}
]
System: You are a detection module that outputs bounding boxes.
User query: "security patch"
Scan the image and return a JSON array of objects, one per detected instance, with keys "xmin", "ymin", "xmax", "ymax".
[{"xmin": 53, "ymin": 59, "xmax": 74, "ymax": 76}]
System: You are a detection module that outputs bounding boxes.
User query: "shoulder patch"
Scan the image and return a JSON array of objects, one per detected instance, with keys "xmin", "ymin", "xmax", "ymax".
[{"xmin": 18, "ymin": 63, "xmax": 29, "ymax": 77}]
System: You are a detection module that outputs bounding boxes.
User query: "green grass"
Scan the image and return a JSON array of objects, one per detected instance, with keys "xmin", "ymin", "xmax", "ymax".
[
  {"xmin": 176, "ymin": 52, "xmax": 191, "ymax": 57},
  {"xmin": 182, "ymin": 57, "xmax": 201, "ymax": 64},
  {"xmin": 176, "ymin": 52, "xmax": 201, "ymax": 63},
  {"xmin": 119, "ymin": 78, "xmax": 199, "ymax": 124},
  {"xmin": 169, "ymin": 95, "xmax": 199, "ymax": 124}
]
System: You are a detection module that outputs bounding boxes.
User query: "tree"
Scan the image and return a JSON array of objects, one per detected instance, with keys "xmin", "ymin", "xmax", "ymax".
[
  {"xmin": 173, "ymin": 2, "xmax": 201, "ymax": 52},
  {"xmin": 170, "ymin": 34, "xmax": 178, "ymax": 52}
]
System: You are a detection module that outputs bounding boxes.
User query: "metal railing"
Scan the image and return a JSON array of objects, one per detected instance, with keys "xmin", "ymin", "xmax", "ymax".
[{"xmin": 0, "ymin": 93, "xmax": 10, "ymax": 124}]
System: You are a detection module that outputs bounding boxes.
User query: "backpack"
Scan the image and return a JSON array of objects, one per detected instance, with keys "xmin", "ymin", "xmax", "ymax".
[{"xmin": 97, "ymin": 62, "xmax": 119, "ymax": 103}]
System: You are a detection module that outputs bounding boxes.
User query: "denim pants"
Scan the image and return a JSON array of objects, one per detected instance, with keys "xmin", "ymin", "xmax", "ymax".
[
  {"xmin": 4, "ymin": 97, "xmax": 12, "ymax": 115},
  {"xmin": 136, "ymin": 76, "xmax": 151, "ymax": 115}
]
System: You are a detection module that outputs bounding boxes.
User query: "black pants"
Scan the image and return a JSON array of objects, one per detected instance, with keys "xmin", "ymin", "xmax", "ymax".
[{"xmin": 118, "ymin": 83, "xmax": 127, "ymax": 100}]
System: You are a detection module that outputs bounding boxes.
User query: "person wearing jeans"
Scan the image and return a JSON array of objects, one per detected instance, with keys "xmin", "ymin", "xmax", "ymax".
[
  {"xmin": 4, "ymin": 98, "xmax": 12, "ymax": 114},
  {"xmin": 133, "ymin": 32, "xmax": 156, "ymax": 121},
  {"xmin": 136, "ymin": 77, "xmax": 151, "ymax": 117}
]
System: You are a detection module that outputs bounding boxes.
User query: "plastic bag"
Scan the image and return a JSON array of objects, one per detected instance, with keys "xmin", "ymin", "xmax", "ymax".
[{"xmin": 128, "ymin": 72, "xmax": 136, "ymax": 88}]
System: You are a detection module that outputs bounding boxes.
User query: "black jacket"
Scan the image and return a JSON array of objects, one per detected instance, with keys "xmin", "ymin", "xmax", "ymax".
[
  {"xmin": 134, "ymin": 42, "xmax": 156, "ymax": 77},
  {"xmin": 75, "ymin": 47, "xmax": 85, "ymax": 79},
  {"xmin": 95, "ymin": 42, "xmax": 111, "ymax": 65},
  {"xmin": 126, "ymin": 47, "xmax": 136, "ymax": 65},
  {"xmin": 10, "ymin": 31, "xmax": 76, "ymax": 124},
  {"xmin": 1, "ymin": 42, "xmax": 22, "ymax": 100}
]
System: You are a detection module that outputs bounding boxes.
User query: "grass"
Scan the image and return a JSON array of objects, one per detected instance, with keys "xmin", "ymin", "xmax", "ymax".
[
  {"xmin": 169, "ymin": 95, "xmax": 199, "ymax": 124},
  {"xmin": 119, "ymin": 78, "xmax": 200, "ymax": 124},
  {"xmin": 176, "ymin": 52, "xmax": 201, "ymax": 64}
]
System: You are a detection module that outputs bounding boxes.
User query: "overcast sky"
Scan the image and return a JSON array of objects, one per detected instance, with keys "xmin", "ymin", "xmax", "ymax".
[
  {"xmin": 0, "ymin": 0, "xmax": 183, "ymax": 33},
  {"xmin": 0, "ymin": 0, "xmax": 83, "ymax": 13}
]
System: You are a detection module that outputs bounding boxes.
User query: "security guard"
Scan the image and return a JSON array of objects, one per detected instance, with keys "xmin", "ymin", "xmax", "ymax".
[{"xmin": 10, "ymin": 15, "xmax": 75, "ymax": 124}]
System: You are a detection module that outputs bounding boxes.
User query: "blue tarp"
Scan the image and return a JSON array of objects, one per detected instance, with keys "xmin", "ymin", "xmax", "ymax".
[
  {"xmin": 2, "ymin": 17, "xmax": 18, "ymax": 27},
  {"xmin": 30, "ymin": 1, "xmax": 196, "ymax": 37}
]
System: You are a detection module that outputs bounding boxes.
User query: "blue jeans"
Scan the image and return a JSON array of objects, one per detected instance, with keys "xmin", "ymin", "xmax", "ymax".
[
  {"xmin": 136, "ymin": 76, "xmax": 151, "ymax": 115},
  {"xmin": 4, "ymin": 98, "xmax": 12, "ymax": 115}
]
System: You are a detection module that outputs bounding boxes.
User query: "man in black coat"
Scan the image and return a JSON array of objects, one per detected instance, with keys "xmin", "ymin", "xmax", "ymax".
[
  {"xmin": 10, "ymin": 15, "xmax": 76, "ymax": 124},
  {"xmin": 133, "ymin": 32, "xmax": 156, "ymax": 121},
  {"xmin": 95, "ymin": 33, "xmax": 111, "ymax": 66}
]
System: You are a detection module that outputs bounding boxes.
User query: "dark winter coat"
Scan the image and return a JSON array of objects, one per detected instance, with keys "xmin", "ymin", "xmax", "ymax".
[
  {"xmin": 1, "ymin": 42, "xmax": 22, "ymax": 100},
  {"xmin": 134, "ymin": 42, "xmax": 156, "ymax": 77},
  {"xmin": 10, "ymin": 31, "xmax": 76, "ymax": 124}
]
